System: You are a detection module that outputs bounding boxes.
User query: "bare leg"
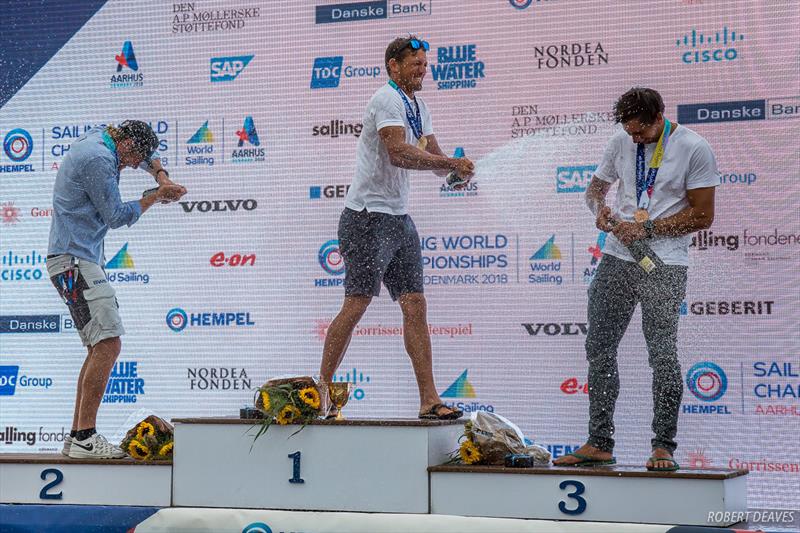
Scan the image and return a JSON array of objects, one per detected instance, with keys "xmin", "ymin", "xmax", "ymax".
[
  {"xmin": 71, "ymin": 346, "xmax": 92, "ymax": 432},
  {"xmin": 76, "ymin": 336, "xmax": 121, "ymax": 430},
  {"xmin": 319, "ymin": 296, "xmax": 372, "ymax": 412},
  {"xmin": 397, "ymin": 293, "xmax": 449, "ymax": 413}
]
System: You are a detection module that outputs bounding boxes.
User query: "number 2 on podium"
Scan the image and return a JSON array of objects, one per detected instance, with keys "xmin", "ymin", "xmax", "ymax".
[
  {"xmin": 288, "ymin": 451, "xmax": 304, "ymax": 484},
  {"xmin": 558, "ymin": 479, "xmax": 587, "ymax": 515}
]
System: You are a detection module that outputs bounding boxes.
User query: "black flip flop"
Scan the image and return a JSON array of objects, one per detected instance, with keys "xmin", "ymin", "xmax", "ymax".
[{"xmin": 418, "ymin": 403, "xmax": 463, "ymax": 420}]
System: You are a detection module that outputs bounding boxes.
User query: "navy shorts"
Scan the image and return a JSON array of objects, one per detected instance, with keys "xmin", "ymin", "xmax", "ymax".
[{"xmin": 338, "ymin": 208, "xmax": 424, "ymax": 300}]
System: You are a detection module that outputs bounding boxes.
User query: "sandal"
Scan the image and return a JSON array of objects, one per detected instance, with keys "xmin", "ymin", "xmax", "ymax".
[
  {"xmin": 646, "ymin": 457, "xmax": 680, "ymax": 472},
  {"xmin": 555, "ymin": 452, "xmax": 616, "ymax": 467},
  {"xmin": 418, "ymin": 403, "xmax": 463, "ymax": 420}
]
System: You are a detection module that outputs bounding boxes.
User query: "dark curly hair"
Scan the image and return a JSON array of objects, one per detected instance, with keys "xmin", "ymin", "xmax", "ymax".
[{"xmin": 613, "ymin": 87, "xmax": 665, "ymax": 125}]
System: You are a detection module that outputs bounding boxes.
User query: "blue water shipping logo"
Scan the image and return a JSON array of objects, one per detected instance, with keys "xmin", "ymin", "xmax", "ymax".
[
  {"xmin": 556, "ymin": 165, "xmax": 596, "ymax": 193},
  {"xmin": 676, "ymin": 27, "xmax": 743, "ymax": 64},
  {"xmin": 310, "ymin": 56, "xmax": 380, "ymax": 89},
  {"xmin": 103, "ymin": 360, "xmax": 144, "ymax": 404},
  {"xmin": 430, "ymin": 44, "xmax": 485, "ymax": 90},
  {"xmin": 315, "ymin": 1, "xmax": 430, "ymax": 23},
  {"xmin": 210, "ymin": 55, "xmax": 253, "ymax": 82}
]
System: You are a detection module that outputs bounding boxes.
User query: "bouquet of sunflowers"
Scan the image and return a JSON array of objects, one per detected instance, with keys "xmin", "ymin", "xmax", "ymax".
[
  {"xmin": 251, "ymin": 376, "xmax": 322, "ymax": 440},
  {"xmin": 451, "ymin": 411, "xmax": 551, "ymax": 466},
  {"xmin": 120, "ymin": 415, "xmax": 174, "ymax": 461}
]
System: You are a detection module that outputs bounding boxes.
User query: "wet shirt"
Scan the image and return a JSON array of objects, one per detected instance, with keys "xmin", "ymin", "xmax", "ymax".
[
  {"xmin": 344, "ymin": 83, "xmax": 434, "ymax": 216},
  {"xmin": 48, "ymin": 128, "xmax": 142, "ymax": 264},
  {"xmin": 594, "ymin": 125, "xmax": 720, "ymax": 266}
]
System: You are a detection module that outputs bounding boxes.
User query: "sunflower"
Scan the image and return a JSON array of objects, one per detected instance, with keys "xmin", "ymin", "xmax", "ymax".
[
  {"xmin": 259, "ymin": 391, "xmax": 271, "ymax": 412},
  {"xmin": 136, "ymin": 421, "xmax": 155, "ymax": 440},
  {"xmin": 158, "ymin": 441, "xmax": 174, "ymax": 457},
  {"xmin": 276, "ymin": 405, "xmax": 302, "ymax": 425},
  {"xmin": 128, "ymin": 440, "xmax": 150, "ymax": 460},
  {"xmin": 459, "ymin": 440, "xmax": 482, "ymax": 465},
  {"xmin": 299, "ymin": 387, "xmax": 321, "ymax": 409}
]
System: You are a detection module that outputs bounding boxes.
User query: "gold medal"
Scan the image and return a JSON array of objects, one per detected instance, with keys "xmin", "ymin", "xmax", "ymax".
[
  {"xmin": 416, "ymin": 136, "xmax": 428, "ymax": 150},
  {"xmin": 634, "ymin": 209, "xmax": 649, "ymax": 223}
]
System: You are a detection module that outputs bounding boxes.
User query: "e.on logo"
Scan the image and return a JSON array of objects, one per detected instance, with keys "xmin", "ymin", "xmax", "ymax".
[{"xmin": 210, "ymin": 252, "xmax": 256, "ymax": 267}]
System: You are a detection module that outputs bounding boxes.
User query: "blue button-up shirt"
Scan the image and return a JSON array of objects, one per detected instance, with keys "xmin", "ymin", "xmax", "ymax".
[{"xmin": 48, "ymin": 128, "xmax": 144, "ymax": 264}]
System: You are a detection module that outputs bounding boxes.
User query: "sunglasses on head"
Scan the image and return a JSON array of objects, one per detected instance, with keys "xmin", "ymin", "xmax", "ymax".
[{"xmin": 408, "ymin": 39, "xmax": 429, "ymax": 51}]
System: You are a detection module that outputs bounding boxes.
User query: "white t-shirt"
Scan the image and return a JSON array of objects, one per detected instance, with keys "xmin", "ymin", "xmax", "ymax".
[
  {"xmin": 595, "ymin": 125, "xmax": 720, "ymax": 266},
  {"xmin": 344, "ymin": 83, "xmax": 434, "ymax": 215}
]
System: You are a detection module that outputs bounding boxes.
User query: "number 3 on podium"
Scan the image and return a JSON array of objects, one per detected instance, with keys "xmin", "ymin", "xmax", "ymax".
[{"xmin": 558, "ymin": 479, "xmax": 587, "ymax": 515}]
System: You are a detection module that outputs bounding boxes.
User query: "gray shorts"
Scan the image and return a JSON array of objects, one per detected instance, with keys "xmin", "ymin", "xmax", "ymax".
[
  {"xmin": 47, "ymin": 254, "xmax": 125, "ymax": 347},
  {"xmin": 338, "ymin": 208, "xmax": 424, "ymax": 300}
]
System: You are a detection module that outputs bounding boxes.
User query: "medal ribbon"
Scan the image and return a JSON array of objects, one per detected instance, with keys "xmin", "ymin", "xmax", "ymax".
[
  {"xmin": 636, "ymin": 118, "xmax": 671, "ymax": 210},
  {"xmin": 388, "ymin": 80, "xmax": 423, "ymax": 140}
]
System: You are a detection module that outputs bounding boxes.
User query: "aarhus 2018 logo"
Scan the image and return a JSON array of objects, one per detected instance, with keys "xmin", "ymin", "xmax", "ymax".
[
  {"xmin": 676, "ymin": 27, "xmax": 743, "ymax": 64},
  {"xmin": 167, "ymin": 307, "xmax": 255, "ymax": 332},
  {"xmin": 316, "ymin": 240, "xmax": 345, "ymax": 287},
  {"xmin": 210, "ymin": 55, "xmax": 253, "ymax": 82},
  {"xmin": 231, "ymin": 116, "xmax": 265, "ymax": 163},
  {"xmin": 102, "ymin": 360, "xmax": 144, "ymax": 404},
  {"xmin": 105, "ymin": 243, "xmax": 149, "ymax": 284},
  {"xmin": 310, "ymin": 56, "xmax": 380, "ymax": 89},
  {"xmin": 186, "ymin": 121, "xmax": 215, "ymax": 166},
  {"xmin": 584, "ymin": 232, "xmax": 606, "ymax": 283},
  {"xmin": 111, "ymin": 41, "xmax": 143, "ymax": 88},
  {"xmin": 441, "ymin": 369, "xmax": 494, "ymax": 413},
  {"xmin": 528, "ymin": 235, "xmax": 563, "ymax": 285},
  {"xmin": 684, "ymin": 361, "xmax": 731, "ymax": 414},
  {"xmin": 430, "ymin": 45, "xmax": 485, "ymax": 90},
  {"xmin": 556, "ymin": 165, "xmax": 596, "ymax": 193}
]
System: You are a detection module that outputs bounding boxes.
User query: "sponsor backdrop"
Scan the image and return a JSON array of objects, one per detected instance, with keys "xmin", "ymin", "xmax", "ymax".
[{"xmin": 1, "ymin": 0, "xmax": 798, "ymax": 509}]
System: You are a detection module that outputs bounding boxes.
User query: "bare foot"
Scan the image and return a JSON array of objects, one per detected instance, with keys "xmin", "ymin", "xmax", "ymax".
[
  {"xmin": 552, "ymin": 443, "xmax": 613, "ymax": 466},
  {"xmin": 646, "ymin": 448, "xmax": 678, "ymax": 470}
]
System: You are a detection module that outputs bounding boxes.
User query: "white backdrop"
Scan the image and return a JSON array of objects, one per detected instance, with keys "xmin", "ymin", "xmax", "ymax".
[{"xmin": 0, "ymin": 0, "xmax": 798, "ymax": 509}]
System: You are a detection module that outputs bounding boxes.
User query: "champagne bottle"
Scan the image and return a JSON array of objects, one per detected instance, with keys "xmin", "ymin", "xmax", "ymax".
[
  {"xmin": 446, "ymin": 147, "xmax": 466, "ymax": 187},
  {"xmin": 608, "ymin": 219, "xmax": 665, "ymax": 273}
]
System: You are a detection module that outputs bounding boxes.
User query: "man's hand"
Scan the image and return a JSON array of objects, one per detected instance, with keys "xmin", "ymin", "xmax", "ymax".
[
  {"xmin": 451, "ymin": 157, "xmax": 475, "ymax": 178},
  {"xmin": 612, "ymin": 221, "xmax": 646, "ymax": 245},
  {"xmin": 155, "ymin": 184, "xmax": 187, "ymax": 203},
  {"xmin": 595, "ymin": 206, "xmax": 614, "ymax": 232}
]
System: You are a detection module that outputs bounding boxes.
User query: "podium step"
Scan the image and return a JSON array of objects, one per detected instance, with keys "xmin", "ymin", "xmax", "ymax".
[
  {"xmin": 172, "ymin": 417, "xmax": 463, "ymax": 513},
  {"xmin": 0, "ymin": 453, "xmax": 172, "ymax": 506},
  {"xmin": 429, "ymin": 464, "xmax": 748, "ymax": 526}
]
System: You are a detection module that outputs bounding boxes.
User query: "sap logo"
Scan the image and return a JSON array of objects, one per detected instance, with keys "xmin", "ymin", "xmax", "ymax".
[
  {"xmin": 556, "ymin": 165, "xmax": 596, "ymax": 193},
  {"xmin": 179, "ymin": 199, "xmax": 258, "ymax": 213},
  {"xmin": 210, "ymin": 252, "xmax": 256, "ymax": 267},
  {"xmin": 522, "ymin": 322, "xmax": 588, "ymax": 336},
  {"xmin": 210, "ymin": 55, "xmax": 253, "ymax": 82},
  {"xmin": 677, "ymin": 99, "xmax": 765, "ymax": 124},
  {"xmin": 310, "ymin": 185, "xmax": 350, "ymax": 199}
]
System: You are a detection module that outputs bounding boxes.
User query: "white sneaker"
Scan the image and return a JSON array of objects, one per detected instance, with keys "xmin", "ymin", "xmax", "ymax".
[
  {"xmin": 68, "ymin": 433, "xmax": 127, "ymax": 459},
  {"xmin": 61, "ymin": 435, "xmax": 72, "ymax": 456}
]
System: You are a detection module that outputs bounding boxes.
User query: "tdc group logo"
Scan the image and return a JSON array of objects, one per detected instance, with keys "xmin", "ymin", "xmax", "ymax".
[
  {"xmin": 315, "ymin": 240, "xmax": 345, "ymax": 287},
  {"xmin": 310, "ymin": 56, "xmax": 380, "ymax": 89},
  {"xmin": 683, "ymin": 361, "xmax": 731, "ymax": 415}
]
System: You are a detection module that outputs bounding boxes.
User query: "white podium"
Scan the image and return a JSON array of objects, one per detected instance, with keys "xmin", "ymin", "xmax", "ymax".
[
  {"xmin": 0, "ymin": 453, "xmax": 172, "ymax": 506},
  {"xmin": 172, "ymin": 417, "xmax": 463, "ymax": 513},
  {"xmin": 429, "ymin": 464, "xmax": 748, "ymax": 527}
]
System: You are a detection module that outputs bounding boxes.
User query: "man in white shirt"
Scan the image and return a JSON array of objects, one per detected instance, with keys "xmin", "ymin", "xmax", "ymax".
[
  {"xmin": 318, "ymin": 36, "xmax": 474, "ymax": 420},
  {"xmin": 554, "ymin": 88, "xmax": 719, "ymax": 471}
]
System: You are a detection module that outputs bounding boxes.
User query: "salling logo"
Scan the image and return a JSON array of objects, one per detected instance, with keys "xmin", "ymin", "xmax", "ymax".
[
  {"xmin": 185, "ymin": 121, "xmax": 215, "ymax": 166},
  {"xmin": 1, "ymin": 202, "xmax": 21, "ymax": 224},
  {"xmin": 441, "ymin": 369, "xmax": 494, "ymax": 413},
  {"xmin": 684, "ymin": 361, "xmax": 732, "ymax": 414},
  {"xmin": 0, "ymin": 365, "xmax": 54, "ymax": 396},
  {"xmin": 1, "ymin": 249, "xmax": 46, "ymax": 282},
  {"xmin": 315, "ymin": 0, "xmax": 430, "ymax": 24},
  {"xmin": 179, "ymin": 199, "xmax": 257, "ymax": 213},
  {"xmin": 312, "ymin": 120, "xmax": 362, "ymax": 138},
  {"xmin": 676, "ymin": 27, "xmax": 743, "ymax": 64},
  {"xmin": 316, "ymin": 240, "xmax": 345, "ymax": 287},
  {"xmin": 556, "ymin": 165, "xmax": 596, "ymax": 193},
  {"xmin": 105, "ymin": 243, "xmax": 150, "ymax": 284},
  {"xmin": 210, "ymin": 55, "xmax": 253, "ymax": 82},
  {"xmin": 111, "ymin": 41, "xmax": 143, "ymax": 88},
  {"xmin": 534, "ymin": 42, "xmax": 608, "ymax": 69},
  {"xmin": 166, "ymin": 307, "xmax": 255, "ymax": 332},
  {"xmin": 187, "ymin": 367, "xmax": 252, "ymax": 391},
  {"xmin": 210, "ymin": 252, "xmax": 256, "ymax": 267},
  {"xmin": 102, "ymin": 360, "xmax": 144, "ymax": 404},
  {"xmin": 430, "ymin": 44, "xmax": 485, "ymax": 91},
  {"xmin": 2, "ymin": 128, "xmax": 36, "ymax": 173},
  {"xmin": 310, "ymin": 56, "xmax": 380, "ymax": 89}
]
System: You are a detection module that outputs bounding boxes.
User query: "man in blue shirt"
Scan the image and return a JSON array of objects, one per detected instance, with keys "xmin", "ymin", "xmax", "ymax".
[{"xmin": 47, "ymin": 120, "xmax": 186, "ymax": 459}]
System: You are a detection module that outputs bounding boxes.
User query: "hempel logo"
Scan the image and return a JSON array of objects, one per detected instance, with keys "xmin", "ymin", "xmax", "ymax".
[{"xmin": 315, "ymin": 1, "xmax": 430, "ymax": 24}]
